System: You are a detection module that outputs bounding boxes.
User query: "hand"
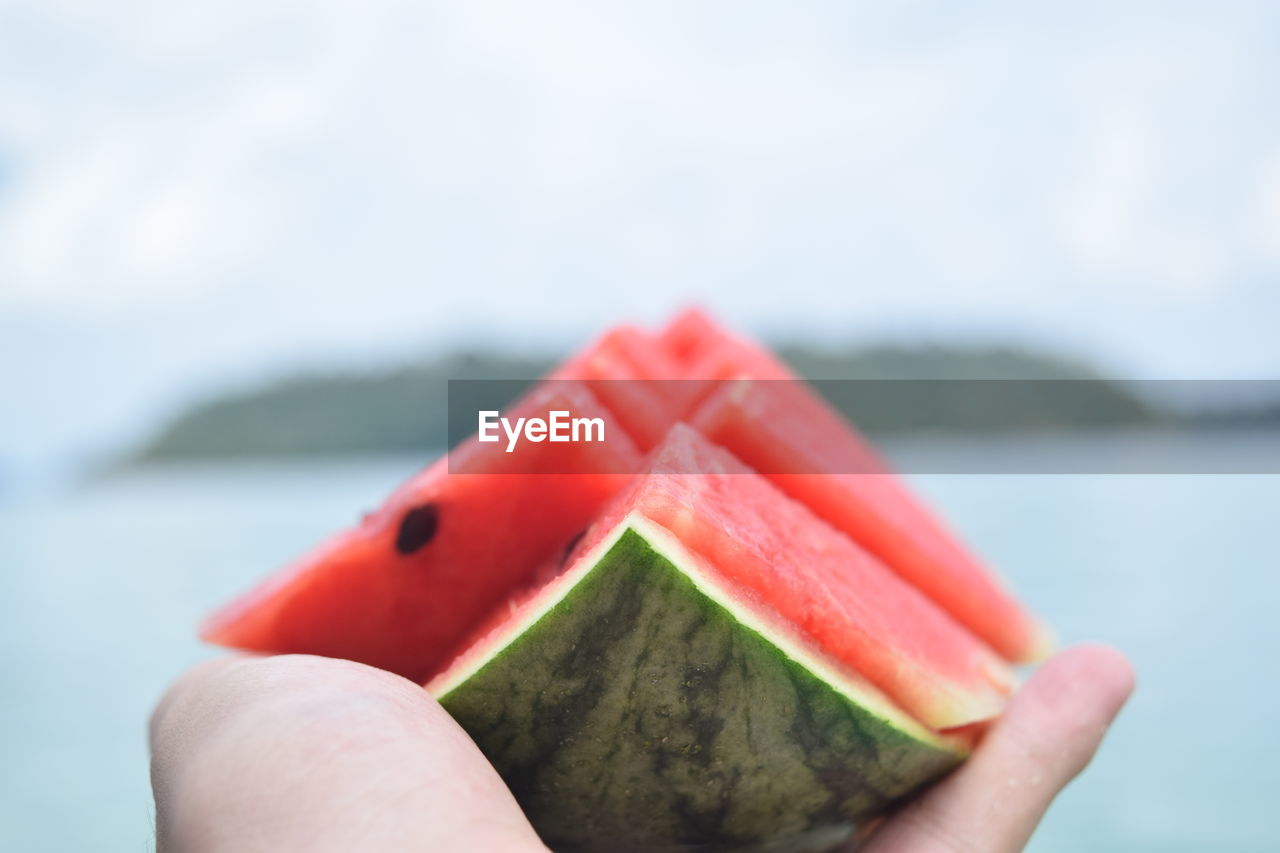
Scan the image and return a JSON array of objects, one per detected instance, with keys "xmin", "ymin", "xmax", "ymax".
[
  {"xmin": 857, "ymin": 643, "xmax": 1134, "ymax": 852},
  {"xmin": 150, "ymin": 645, "xmax": 1132, "ymax": 853},
  {"xmin": 149, "ymin": 654, "xmax": 547, "ymax": 852}
]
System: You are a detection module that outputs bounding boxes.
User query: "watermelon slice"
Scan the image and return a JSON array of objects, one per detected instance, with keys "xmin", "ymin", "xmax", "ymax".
[
  {"xmin": 654, "ymin": 309, "xmax": 1051, "ymax": 663},
  {"xmin": 200, "ymin": 381, "xmax": 641, "ymax": 682},
  {"xmin": 429, "ymin": 426, "xmax": 979, "ymax": 851},
  {"xmin": 686, "ymin": 379, "xmax": 1051, "ymax": 663}
]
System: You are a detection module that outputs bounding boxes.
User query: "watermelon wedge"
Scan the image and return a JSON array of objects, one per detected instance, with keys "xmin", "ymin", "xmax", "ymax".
[
  {"xmin": 433, "ymin": 528, "xmax": 965, "ymax": 852},
  {"xmin": 653, "ymin": 309, "xmax": 1051, "ymax": 663},
  {"xmin": 685, "ymin": 379, "xmax": 1051, "ymax": 663},
  {"xmin": 201, "ymin": 381, "xmax": 641, "ymax": 682},
  {"xmin": 429, "ymin": 426, "xmax": 979, "ymax": 851}
]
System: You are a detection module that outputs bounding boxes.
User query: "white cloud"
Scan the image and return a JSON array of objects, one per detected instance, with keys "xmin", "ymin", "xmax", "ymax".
[
  {"xmin": 0, "ymin": 0, "xmax": 372, "ymax": 310},
  {"xmin": 1056, "ymin": 118, "xmax": 1229, "ymax": 297},
  {"xmin": 1252, "ymin": 149, "xmax": 1280, "ymax": 261}
]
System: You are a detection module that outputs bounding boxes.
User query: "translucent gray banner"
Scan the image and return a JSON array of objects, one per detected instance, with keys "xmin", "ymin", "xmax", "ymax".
[{"xmin": 446, "ymin": 379, "xmax": 1280, "ymax": 474}]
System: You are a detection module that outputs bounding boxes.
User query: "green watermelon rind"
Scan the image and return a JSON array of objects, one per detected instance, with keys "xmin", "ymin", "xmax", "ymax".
[{"xmin": 431, "ymin": 518, "xmax": 966, "ymax": 853}]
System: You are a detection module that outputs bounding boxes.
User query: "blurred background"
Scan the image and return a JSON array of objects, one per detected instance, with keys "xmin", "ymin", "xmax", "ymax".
[{"xmin": 2, "ymin": 2, "xmax": 1278, "ymax": 851}]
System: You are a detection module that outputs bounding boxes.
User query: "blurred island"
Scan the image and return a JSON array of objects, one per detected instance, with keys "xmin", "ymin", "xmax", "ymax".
[{"xmin": 129, "ymin": 343, "xmax": 1198, "ymax": 464}]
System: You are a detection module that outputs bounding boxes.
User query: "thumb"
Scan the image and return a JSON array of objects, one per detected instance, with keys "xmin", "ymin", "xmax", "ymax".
[
  {"xmin": 861, "ymin": 643, "xmax": 1135, "ymax": 853},
  {"xmin": 150, "ymin": 654, "xmax": 546, "ymax": 853}
]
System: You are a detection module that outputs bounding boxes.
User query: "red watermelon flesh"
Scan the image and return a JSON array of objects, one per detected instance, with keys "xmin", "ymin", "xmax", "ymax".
[
  {"xmin": 689, "ymin": 380, "xmax": 1052, "ymax": 664},
  {"xmin": 658, "ymin": 306, "xmax": 722, "ymax": 368},
  {"xmin": 549, "ymin": 326, "xmax": 687, "ymax": 451},
  {"xmin": 204, "ymin": 308, "xmax": 1045, "ymax": 695},
  {"xmin": 200, "ymin": 381, "xmax": 642, "ymax": 682},
  {"xmin": 561, "ymin": 324, "xmax": 686, "ymax": 381},
  {"xmin": 658, "ymin": 307, "xmax": 793, "ymax": 381},
  {"xmin": 684, "ymin": 335, "xmax": 794, "ymax": 382},
  {"xmin": 648, "ymin": 307, "xmax": 791, "ymax": 412},
  {"xmin": 651, "ymin": 311, "xmax": 1050, "ymax": 664},
  {"xmin": 571, "ymin": 424, "xmax": 1013, "ymax": 730}
]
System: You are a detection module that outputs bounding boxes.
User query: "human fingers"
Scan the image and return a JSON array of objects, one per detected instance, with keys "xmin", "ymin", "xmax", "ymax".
[
  {"xmin": 150, "ymin": 654, "xmax": 547, "ymax": 853},
  {"xmin": 860, "ymin": 643, "xmax": 1135, "ymax": 853}
]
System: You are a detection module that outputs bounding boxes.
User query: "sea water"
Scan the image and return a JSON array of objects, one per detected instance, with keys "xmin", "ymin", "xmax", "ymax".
[{"xmin": 1, "ymin": 442, "xmax": 1277, "ymax": 852}]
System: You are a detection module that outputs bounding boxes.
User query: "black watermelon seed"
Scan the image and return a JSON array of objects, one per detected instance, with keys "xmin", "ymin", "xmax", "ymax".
[
  {"xmin": 395, "ymin": 504, "xmax": 439, "ymax": 555},
  {"xmin": 561, "ymin": 528, "xmax": 587, "ymax": 566}
]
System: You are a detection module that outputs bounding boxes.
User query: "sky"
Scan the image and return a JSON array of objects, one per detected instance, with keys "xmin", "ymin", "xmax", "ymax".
[{"xmin": 1, "ymin": 0, "xmax": 1279, "ymax": 472}]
